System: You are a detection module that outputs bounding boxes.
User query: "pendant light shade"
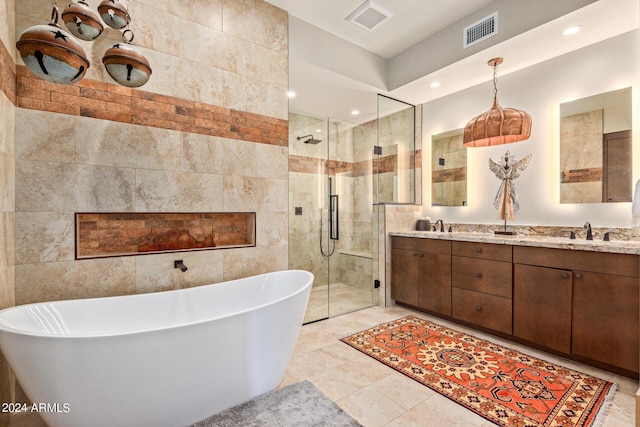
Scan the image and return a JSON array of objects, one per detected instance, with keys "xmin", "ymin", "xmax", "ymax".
[
  {"xmin": 16, "ymin": 6, "xmax": 90, "ymax": 85},
  {"xmin": 102, "ymin": 34, "xmax": 152, "ymax": 87},
  {"xmin": 463, "ymin": 58, "xmax": 532, "ymax": 147},
  {"xmin": 62, "ymin": 1, "xmax": 104, "ymax": 41}
]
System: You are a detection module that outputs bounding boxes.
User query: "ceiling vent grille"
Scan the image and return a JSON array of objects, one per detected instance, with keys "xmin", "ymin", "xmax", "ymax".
[
  {"xmin": 463, "ymin": 12, "xmax": 498, "ymax": 48},
  {"xmin": 346, "ymin": 0, "xmax": 393, "ymax": 30}
]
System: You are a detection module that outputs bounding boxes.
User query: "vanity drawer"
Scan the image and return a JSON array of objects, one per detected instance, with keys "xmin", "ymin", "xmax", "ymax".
[
  {"xmin": 452, "ymin": 241, "xmax": 512, "ymax": 262},
  {"xmin": 452, "ymin": 288, "xmax": 512, "ymax": 335},
  {"xmin": 392, "ymin": 236, "xmax": 451, "ymax": 255},
  {"xmin": 452, "ymin": 257, "xmax": 512, "ymax": 298}
]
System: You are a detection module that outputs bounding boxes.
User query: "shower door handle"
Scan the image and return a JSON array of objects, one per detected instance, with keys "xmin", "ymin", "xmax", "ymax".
[{"xmin": 329, "ymin": 194, "xmax": 339, "ymax": 240}]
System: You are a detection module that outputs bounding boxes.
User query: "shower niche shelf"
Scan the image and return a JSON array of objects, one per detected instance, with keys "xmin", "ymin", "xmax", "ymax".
[{"xmin": 75, "ymin": 212, "xmax": 256, "ymax": 259}]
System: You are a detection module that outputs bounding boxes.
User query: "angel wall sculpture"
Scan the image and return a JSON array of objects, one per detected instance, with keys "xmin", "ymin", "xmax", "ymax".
[{"xmin": 488, "ymin": 151, "xmax": 532, "ymax": 221}]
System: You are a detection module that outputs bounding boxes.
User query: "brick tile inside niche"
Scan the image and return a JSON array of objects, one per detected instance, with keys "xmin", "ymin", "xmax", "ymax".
[{"xmin": 76, "ymin": 212, "xmax": 256, "ymax": 259}]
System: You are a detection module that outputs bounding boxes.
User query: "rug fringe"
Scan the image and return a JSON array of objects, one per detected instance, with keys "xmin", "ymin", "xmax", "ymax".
[{"xmin": 590, "ymin": 382, "xmax": 617, "ymax": 427}]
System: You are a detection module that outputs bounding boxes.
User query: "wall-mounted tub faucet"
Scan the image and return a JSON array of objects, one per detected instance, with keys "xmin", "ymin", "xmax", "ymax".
[{"xmin": 174, "ymin": 260, "xmax": 188, "ymax": 272}]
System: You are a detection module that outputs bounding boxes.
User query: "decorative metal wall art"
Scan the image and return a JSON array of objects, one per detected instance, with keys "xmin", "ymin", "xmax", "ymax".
[
  {"xmin": 16, "ymin": 0, "xmax": 151, "ymax": 88},
  {"xmin": 98, "ymin": 0, "xmax": 130, "ymax": 30},
  {"xmin": 16, "ymin": 4, "xmax": 90, "ymax": 85},
  {"xmin": 464, "ymin": 58, "xmax": 532, "ymax": 147},
  {"xmin": 62, "ymin": 1, "xmax": 104, "ymax": 41}
]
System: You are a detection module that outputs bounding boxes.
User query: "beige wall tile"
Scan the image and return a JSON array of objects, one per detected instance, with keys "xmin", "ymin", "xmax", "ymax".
[
  {"xmin": 15, "ymin": 258, "xmax": 136, "ymax": 305},
  {"xmin": 255, "ymin": 211, "xmax": 288, "ymax": 248},
  {"xmin": 0, "ymin": 94, "xmax": 15, "ymax": 158},
  {"xmin": 0, "ymin": 0, "xmax": 15, "ymax": 62},
  {"xmin": 135, "ymin": 169, "xmax": 225, "ymax": 212},
  {"xmin": 15, "ymin": 212, "xmax": 75, "ymax": 264},
  {"xmin": 74, "ymin": 118, "xmax": 181, "ymax": 171},
  {"xmin": 0, "ymin": 213, "xmax": 14, "ymax": 270},
  {"xmin": 128, "ymin": 2, "xmax": 180, "ymax": 55},
  {"xmin": 223, "ymin": 175, "xmax": 287, "ymax": 212},
  {"xmin": 0, "ymin": 152, "xmax": 15, "ymax": 213},
  {"xmin": 134, "ymin": 250, "xmax": 224, "ymax": 294},
  {"xmin": 136, "ymin": 0, "xmax": 223, "ymax": 31},
  {"xmin": 222, "ymin": 246, "xmax": 287, "ymax": 281},
  {"xmin": 221, "ymin": 70, "xmax": 288, "ymax": 119},
  {"xmin": 16, "ymin": 161, "xmax": 136, "ymax": 212},
  {"xmin": 223, "ymin": 0, "xmax": 287, "ymax": 53},
  {"xmin": 16, "ymin": 110, "xmax": 75, "ymax": 163},
  {"xmin": 257, "ymin": 144, "xmax": 288, "ymax": 179}
]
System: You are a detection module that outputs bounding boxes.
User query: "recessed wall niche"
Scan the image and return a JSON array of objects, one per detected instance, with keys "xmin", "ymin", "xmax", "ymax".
[{"xmin": 76, "ymin": 212, "xmax": 256, "ymax": 259}]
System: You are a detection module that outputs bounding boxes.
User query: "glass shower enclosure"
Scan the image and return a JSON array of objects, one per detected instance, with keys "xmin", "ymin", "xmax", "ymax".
[{"xmin": 289, "ymin": 95, "xmax": 416, "ymax": 323}]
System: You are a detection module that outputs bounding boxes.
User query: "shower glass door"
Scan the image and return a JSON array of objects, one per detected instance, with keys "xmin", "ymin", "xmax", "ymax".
[{"xmin": 289, "ymin": 112, "xmax": 378, "ymax": 323}]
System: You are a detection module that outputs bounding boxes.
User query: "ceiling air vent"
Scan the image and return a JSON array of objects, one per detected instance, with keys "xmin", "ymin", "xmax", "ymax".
[
  {"xmin": 463, "ymin": 12, "xmax": 498, "ymax": 48},
  {"xmin": 346, "ymin": 0, "xmax": 393, "ymax": 31}
]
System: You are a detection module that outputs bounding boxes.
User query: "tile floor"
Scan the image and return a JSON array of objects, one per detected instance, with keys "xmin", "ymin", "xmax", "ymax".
[
  {"xmin": 8, "ymin": 305, "xmax": 638, "ymax": 426},
  {"xmin": 284, "ymin": 305, "xmax": 638, "ymax": 427},
  {"xmin": 304, "ymin": 282, "xmax": 377, "ymax": 323}
]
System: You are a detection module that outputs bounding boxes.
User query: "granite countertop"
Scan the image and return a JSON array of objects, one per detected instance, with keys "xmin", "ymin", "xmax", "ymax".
[{"xmin": 390, "ymin": 231, "xmax": 640, "ymax": 255}]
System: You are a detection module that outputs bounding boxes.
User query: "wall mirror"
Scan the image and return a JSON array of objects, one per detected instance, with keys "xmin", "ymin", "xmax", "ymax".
[
  {"xmin": 560, "ymin": 87, "xmax": 632, "ymax": 204},
  {"xmin": 431, "ymin": 128, "xmax": 467, "ymax": 206}
]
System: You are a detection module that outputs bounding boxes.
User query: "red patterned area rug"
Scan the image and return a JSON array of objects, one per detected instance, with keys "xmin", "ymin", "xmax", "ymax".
[{"xmin": 341, "ymin": 315, "xmax": 615, "ymax": 427}]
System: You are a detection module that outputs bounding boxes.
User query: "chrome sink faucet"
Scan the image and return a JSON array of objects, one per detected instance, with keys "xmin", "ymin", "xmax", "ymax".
[
  {"xmin": 583, "ymin": 222, "xmax": 593, "ymax": 240},
  {"xmin": 434, "ymin": 219, "xmax": 444, "ymax": 232}
]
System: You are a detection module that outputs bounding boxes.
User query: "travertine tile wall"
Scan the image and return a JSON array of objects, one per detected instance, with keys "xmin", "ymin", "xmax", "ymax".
[
  {"xmin": 0, "ymin": 0, "xmax": 16, "ymax": 423},
  {"xmin": 11, "ymin": 0, "xmax": 288, "ymax": 308}
]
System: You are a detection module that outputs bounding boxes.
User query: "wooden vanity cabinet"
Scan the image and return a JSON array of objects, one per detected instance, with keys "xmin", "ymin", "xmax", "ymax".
[
  {"xmin": 391, "ymin": 236, "xmax": 451, "ymax": 316},
  {"xmin": 451, "ymin": 241, "xmax": 512, "ymax": 335},
  {"xmin": 514, "ymin": 246, "xmax": 639, "ymax": 374},
  {"xmin": 513, "ymin": 263, "xmax": 572, "ymax": 354},
  {"xmin": 572, "ymin": 271, "xmax": 639, "ymax": 373}
]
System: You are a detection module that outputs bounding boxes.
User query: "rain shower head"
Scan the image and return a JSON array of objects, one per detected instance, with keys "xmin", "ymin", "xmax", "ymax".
[{"xmin": 297, "ymin": 134, "xmax": 322, "ymax": 144}]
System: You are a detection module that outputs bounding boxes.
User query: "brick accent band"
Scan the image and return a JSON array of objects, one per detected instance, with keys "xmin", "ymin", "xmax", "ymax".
[{"xmin": 0, "ymin": 36, "xmax": 287, "ymax": 147}]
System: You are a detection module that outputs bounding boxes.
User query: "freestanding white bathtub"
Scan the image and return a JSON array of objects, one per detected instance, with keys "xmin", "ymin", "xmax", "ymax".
[{"xmin": 0, "ymin": 269, "xmax": 313, "ymax": 427}]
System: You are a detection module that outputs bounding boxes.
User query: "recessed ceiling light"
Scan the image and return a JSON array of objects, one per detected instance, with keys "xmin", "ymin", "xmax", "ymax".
[
  {"xmin": 315, "ymin": 129, "xmax": 322, "ymax": 133},
  {"xmin": 351, "ymin": 110, "xmax": 360, "ymax": 115},
  {"xmin": 562, "ymin": 25, "xmax": 581, "ymax": 36},
  {"xmin": 287, "ymin": 91, "xmax": 296, "ymax": 98},
  {"xmin": 430, "ymin": 81, "xmax": 441, "ymax": 88}
]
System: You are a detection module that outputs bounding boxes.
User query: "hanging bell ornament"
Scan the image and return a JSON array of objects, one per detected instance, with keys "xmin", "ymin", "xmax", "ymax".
[
  {"xmin": 16, "ymin": 5, "xmax": 90, "ymax": 85},
  {"xmin": 61, "ymin": 1, "xmax": 104, "ymax": 41},
  {"xmin": 102, "ymin": 30, "xmax": 152, "ymax": 87},
  {"xmin": 98, "ymin": 0, "xmax": 130, "ymax": 30}
]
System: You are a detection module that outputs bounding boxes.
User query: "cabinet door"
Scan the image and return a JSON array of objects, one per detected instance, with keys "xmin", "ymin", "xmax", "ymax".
[
  {"xmin": 513, "ymin": 264, "xmax": 572, "ymax": 354},
  {"xmin": 572, "ymin": 271, "xmax": 639, "ymax": 373},
  {"xmin": 391, "ymin": 248, "xmax": 419, "ymax": 306},
  {"xmin": 418, "ymin": 252, "xmax": 451, "ymax": 316}
]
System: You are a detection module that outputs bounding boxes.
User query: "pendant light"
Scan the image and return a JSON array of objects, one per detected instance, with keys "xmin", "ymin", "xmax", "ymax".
[
  {"xmin": 463, "ymin": 58, "xmax": 532, "ymax": 147},
  {"xmin": 61, "ymin": 1, "xmax": 104, "ymax": 41},
  {"xmin": 16, "ymin": 2, "xmax": 90, "ymax": 85}
]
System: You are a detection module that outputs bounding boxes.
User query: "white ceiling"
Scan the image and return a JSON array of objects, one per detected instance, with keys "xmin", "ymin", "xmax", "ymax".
[
  {"xmin": 266, "ymin": 0, "xmax": 494, "ymax": 60},
  {"xmin": 268, "ymin": 0, "xmax": 639, "ymax": 125}
]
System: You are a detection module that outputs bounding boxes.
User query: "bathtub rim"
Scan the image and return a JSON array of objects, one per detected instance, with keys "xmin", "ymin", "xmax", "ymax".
[{"xmin": 0, "ymin": 269, "xmax": 313, "ymax": 339}]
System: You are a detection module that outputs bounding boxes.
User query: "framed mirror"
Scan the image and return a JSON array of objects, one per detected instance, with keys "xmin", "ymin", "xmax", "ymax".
[
  {"xmin": 431, "ymin": 128, "xmax": 467, "ymax": 206},
  {"xmin": 560, "ymin": 87, "xmax": 632, "ymax": 204}
]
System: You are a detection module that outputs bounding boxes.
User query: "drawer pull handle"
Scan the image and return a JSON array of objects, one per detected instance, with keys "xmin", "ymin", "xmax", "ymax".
[
  {"xmin": 420, "ymin": 253, "xmax": 424, "ymax": 257},
  {"xmin": 476, "ymin": 306, "xmax": 483, "ymax": 312},
  {"xmin": 575, "ymin": 273, "xmax": 583, "ymax": 279},
  {"xmin": 561, "ymin": 273, "xmax": 569, "ymax": 279},
  {"xmin": 413, "ymin": 252, "xmax": 418, "ymax": 257},
  {"xmin": 476, "ymin": 248, "xmax": 483, "ymax": 253},
  {"xmin": 475, "ymin": 273, "xmax": 483, "ymax": 279}
]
